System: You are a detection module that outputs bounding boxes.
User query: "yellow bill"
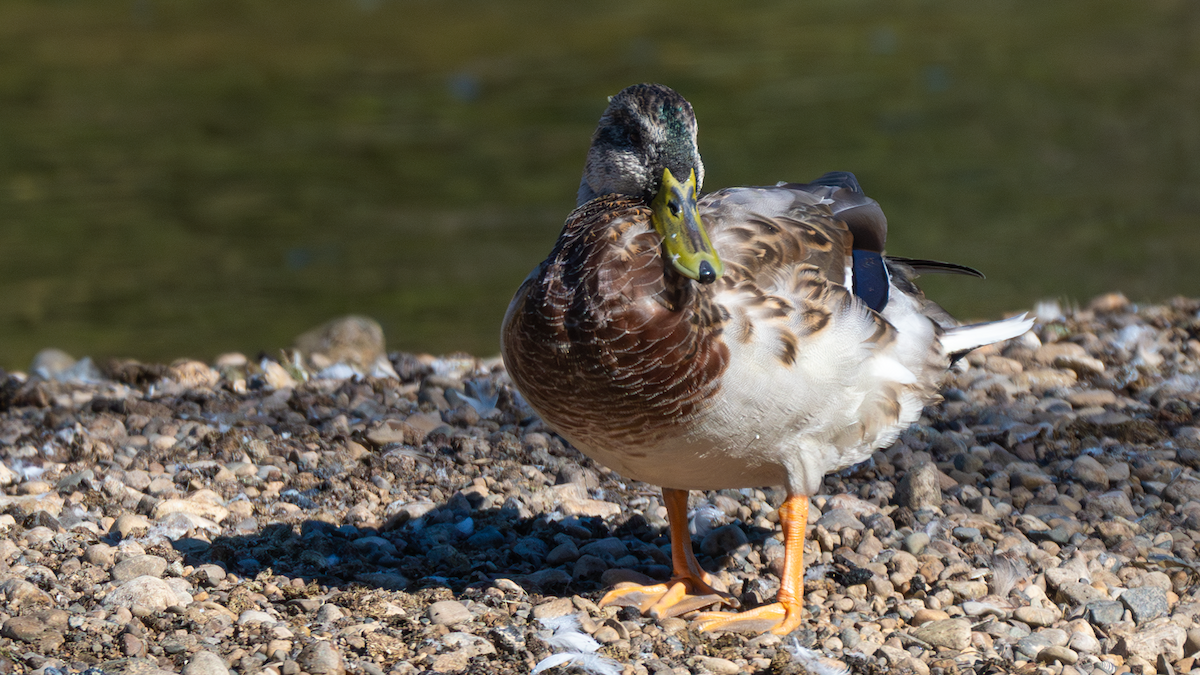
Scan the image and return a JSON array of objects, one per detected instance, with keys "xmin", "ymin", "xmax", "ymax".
[{"xmin": 650, "ymin": 168, "xmax": 723, "ymax": 284}]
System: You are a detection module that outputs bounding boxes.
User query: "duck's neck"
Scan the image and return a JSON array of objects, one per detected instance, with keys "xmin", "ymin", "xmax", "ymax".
[{"xmin": 576, "ymin": 175, "xmax": 598, "ymax": 208}]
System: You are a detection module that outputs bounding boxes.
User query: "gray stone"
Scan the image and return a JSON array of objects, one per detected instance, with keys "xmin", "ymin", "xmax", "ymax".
[
  {"xmin": 910, "ymin": 618, "xmax": 970, "ymax": 650},
  {"xmin": 426, "ymin": 600, "xmax": 472, "ymax": 626},
  {"xmin": 578, "ymin": 537, "xmax": 629, "ymax": 561},
  {"xmin": 1115, "ymin": 624, "xmax": 1187, "ymax": 663},
  {"xmin": 1085, "ymin": 600, "xmax": 1125, "ymax": 626},
  {"xmin": 1016, "ymin": 632, "xmax": 1059, "ymax": 659},
  {"xmin": 897, "ymin": 461, "xmax": 942, "ymax": 510},
  {"xmin": 1, "ymin": 610, "xmax": 68, "ymax": 651},
  {"xmin": 571, "ymin": 553, "xmax": 609, "ymax": 580},
  {"xmin": 191, "ymin": 564, "xmax": 227, "ymax": 587},
  {"xmin": 512, "ymin": 537, "xmax": 548, "ymax": 562},
  {"xmin": 103, "ymin": 576, "xmax": 186, "ymax": 617},
  {"xmin": 1119, "ymin": 585, "xmax": 1168, "ymax": 624},
  {"xmin": 466, "ymin": 526, "xmax": 504, "ymax": 549},
  {"xmin": 545, "ymin": 541, "xmax": 579, "ymax": 565},
  {"xmin": 315, "ymin": 604, "xmax": 345, "ymax": 624},
  {"xmin": 815, "ymin": 508, "xmax": 865, "ymax": 531},
  {"xmin": 903, "ymin": 532, "xmax": 931, "ymax": 555},
  {"xmin": 1014, "ymin": 606, "xmax": 1058, "ymax": 627},
  {"xmin": 238, "ymin": 610, "xmax": 276, "ymax": 625},
  {"xmin": 488, "ymin": 625, "xmax": 527, "ymax": 653},
  {"xmin": 112, "ymin": 555, "xmax": 168, "ymax": 582},
  {"xmin": 182, "ymin": 652, "xmax": 231, "ymax": 675},
  {"xmin": 1036, "ymin": 646, "xmax": 1078, "ymax": 665},
  {"xmin": 0, "ymin": 578, "xmax": 53, "ymax": 608},
  {"xmin": 1069, "ymin": 456, "xmax": 1109, "ymax": 489},
  {"xmin": 952, "ymin": 526, "xmax": 981, "ymax": 544},
  {"xmin": 84, "ymin": 543, "xmax": 117, "ymax": 567},
  {"xmin": 297, "ymin": 640, "xmax": 345, "ymax": 675},
  {"xmin": 441, "ymin": 632, "xmax": 496, "ymax": 658},
  {"xmin": 700, "ymin": 524, "xmax": 749, "ymax": 557},
  {"xmin": 943, "ymin": 580, "xmax": 988, "ymax": 601},
  {"xmin": 1058, "ymin": 581, "xmax": 1107, "ymax": 607},
  {"xmin": 1088, "ymin": 490, "xmax": 1136, "ymax": 519}
]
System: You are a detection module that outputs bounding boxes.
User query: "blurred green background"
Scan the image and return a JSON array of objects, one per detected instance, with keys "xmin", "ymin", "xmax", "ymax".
[{"xmin": 1, "ymin": 0, "xmax": 1198, "ymax": 369}]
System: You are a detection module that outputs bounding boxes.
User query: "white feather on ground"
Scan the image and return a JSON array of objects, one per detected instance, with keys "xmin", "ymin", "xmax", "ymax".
[
  {"xmin": 532, "ymin": 614, "xmax": 621, "ymax": 675},
  {"xmin": 787, "ymin": 638, "xmax": 851, "ymax": 675}
]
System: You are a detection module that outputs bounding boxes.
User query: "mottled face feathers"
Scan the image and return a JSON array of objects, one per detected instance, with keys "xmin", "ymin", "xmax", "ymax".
[{"xmin": 577, "ymin": 83, "xmax": 705, "ymax": 207}]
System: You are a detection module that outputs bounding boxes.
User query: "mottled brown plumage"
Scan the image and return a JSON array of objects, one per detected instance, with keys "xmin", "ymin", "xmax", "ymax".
[{"xmin": 500, "ymin": 83, "xmax": 1032, "ymax": 634}]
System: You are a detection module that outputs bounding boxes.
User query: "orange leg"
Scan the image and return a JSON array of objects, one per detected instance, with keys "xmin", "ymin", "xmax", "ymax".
[
  {"xmin": 598, "ymin": 487, "xmax": 737, "ymax": 618},
  {"xmin": 693, "ymin": 493, "xmax": 809, "ymax": 635}
]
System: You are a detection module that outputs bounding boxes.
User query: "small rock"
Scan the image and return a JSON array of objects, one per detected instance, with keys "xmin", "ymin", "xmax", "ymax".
[
  {"xmin": 951, "ymin": 526, "xmax": 981, "ymax": 544},
  {"xmin": 112, "ymin": 555, "xmax": 169, "ymax": 582},
  {"xmin": 0, "ymin": 579, "xmax": 53, "ymax": 608},
  {"xmin": 1014, "ymin": 606, "xmax": 1058, "ymax": 627},
  {"xmin": 297, "ymin": 641, "xmax": 345, "ymax": 675},
  {"xmin": 122, "ymin": 633, "xmax": 145, "ymax": 657},
  {"xmin": 897, "ymin": 462, "xmax": 942, "ymax": 510},
  {"xmin": 693, "ymin": 656, "xmax": 740, "ymax": 675},
  {"xmin": 84, "ymin": 543, "xmax": 117, "ymax": 567},
  {"xmin": 114, "ymin": 514, "xmax": 151, "ymax": 539},
  {"xmin": 578, "ymin": 537, "xmax": 630, "ymax": 561},
  {"xmin": 1069, "ymin": 456, "xmax": 1109, "ymax": 489},
  {"xmin": 700, "ymin": 524, "xmax": 749, "ymax": 556},
  {"xmin": 1115, "ymin": 623, "xmax": 1187, "ymax": 663},
  {"xmin": 1085, "ymin": 600, "xmax": 1125, "ymax": 626},
  {"xmin": 294, "ymin": 315, "xmax": 389, "ymax": 375},
  {"xmin": 315, "ymin": 604, "xmax": 345, "ymax": 624},
  {"xmin": 903, "ymin": 532, "xmax": 931, "ymax": 555},
  {"xmin": 153, "ymin": 497, "xmax": 229, "ymax": 524},
  {"xmin": 571, "ymin": 554, "xmax": 609, "ymax": 580},
  {"xmin": 531, "ymin": 597, "xmax": 575, "ymax": 620},
  {"xmin": 182, "ymin": 651, "xmax": 229, "ymax": 675},
  {"xmin": 426, "ymin": 600, "xmax": 472, "ymax": 626},
  {"xmin": 910, "ymin": 618, "xmax": 970, "ymax": 650},
  {"xmin": 239, "ymin": 610, "xmax": 276, "ymax": 625},
  {"xmin": 913, "ymin": 609, "xmax": 950, "ymax": 625},
  {"xmin": 1088, "ymin": 490, "xmax": 1137, "ymax": 519},
  {"xmin": 1119, "ymin": 585, "xmax": 1168, "ymax": 624},
  {"xmin": 546, "ymin": 541, "xmax": 579, "ymax": 565},
  {"xmin": 1070, "ymin": 631, "xmax": 1100, "ymax": 653},
  {"xmin": 1037, "ymin": 646, "xmax": 1079, "ymax": 665},
  {"xmin": 441, "ymin": 632, "xmax": 496, "ymax": 658},
  {"xmin": 103, "ymin": 576, "xmax": 188, "ymax": 616},
  {"xmin": 943, "ymin": 580, "xmax": 988, "ymax": 601}
]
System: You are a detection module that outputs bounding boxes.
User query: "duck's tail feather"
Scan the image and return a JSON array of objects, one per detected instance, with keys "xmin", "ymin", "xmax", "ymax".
[{"xmin": 941, "ymin": 313, "xmax": 1034, "ymax": 358}]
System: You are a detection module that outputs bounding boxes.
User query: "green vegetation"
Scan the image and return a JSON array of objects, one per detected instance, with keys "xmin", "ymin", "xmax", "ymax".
[{"xmin": 1, "ymin": 0, "xmax": 1197, "ymax": 368}]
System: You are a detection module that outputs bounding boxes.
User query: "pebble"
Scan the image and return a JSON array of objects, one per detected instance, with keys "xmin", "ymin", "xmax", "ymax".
[
  {"xmin": 182, "ymin": 651, "xmax": 230, "ymax": 675},
  {"xmin": 297, "ymin": 641, "xmax": 344, "ymax": 675},
  {"xmin": 1038, "ymin": 646, "xmax": 1079, "ymax": 665},
  {"xmin": 0, "ymin": 300, "xmax": 1196, "ymax": 674},
  {"xmin": 903, "ymin": 532, "xmax": 931, "ymax": 555},
  {"xmin": 1014, "ymin": 606, "xmax": 1059, "ymax": 627},
  {"xmin": 897, "ymin": 461, "xmax": 942, "ymax": 510},
  {"xmin": 1119, "ymin": 585, "xmax": 1168, "ymax": 624},
  {"xmin": 103, "ymin": 576, "xmax": 187, "ymax": 616},
  {"xmin": 1086, "ymin": 600, "xmax": 1126, "ymax": 626},
  {"xmin": 112, "ymin": 555, "xmax": 169, "ymax": 581},
  {"xmin": 910, "ymin": 618, "xmax": 970, "ymax": 650},
  {"xmin": 426, "ymin": 600, "xmax": 472, "ymax": 626}
]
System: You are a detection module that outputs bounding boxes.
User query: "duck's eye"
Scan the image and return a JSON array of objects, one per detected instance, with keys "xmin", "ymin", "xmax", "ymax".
[
  {"xmin": 668, "ymin": 200, "xmax": 681, "ymax": 217},
  {"xmin": 626, "ymin": 128, "xmax": 642, "ymax": 146}
]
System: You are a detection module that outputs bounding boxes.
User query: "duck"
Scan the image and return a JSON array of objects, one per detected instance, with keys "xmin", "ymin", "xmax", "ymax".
[{"xmin": 500, "ymin": 83, "xmax": 1032, "ymax": 635}]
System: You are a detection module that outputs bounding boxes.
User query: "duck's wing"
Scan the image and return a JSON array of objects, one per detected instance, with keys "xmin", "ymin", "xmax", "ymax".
[{"xmin": 699, "ymin": 172, "xmax": 887, "ymax": 302}]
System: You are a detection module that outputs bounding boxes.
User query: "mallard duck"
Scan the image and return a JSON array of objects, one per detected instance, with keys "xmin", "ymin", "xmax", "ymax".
[{"xmin": 501, "ymin": 83, "xmax": 1031, "ymax": 635}]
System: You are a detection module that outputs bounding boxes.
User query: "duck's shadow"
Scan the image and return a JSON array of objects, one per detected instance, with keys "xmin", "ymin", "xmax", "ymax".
[{"xmin": 167, "ymin": 492, "xmax": 778, "ymax": 604}]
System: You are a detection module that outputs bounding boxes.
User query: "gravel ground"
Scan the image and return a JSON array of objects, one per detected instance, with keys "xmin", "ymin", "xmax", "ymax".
[{"xmin": 2, "ymin": 296, "xmax": 1200, "ymax": 675}]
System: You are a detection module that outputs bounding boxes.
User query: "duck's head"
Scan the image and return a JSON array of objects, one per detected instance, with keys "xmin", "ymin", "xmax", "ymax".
[{"xmin": 578, "ymin": 83, "xmax": 722, "ymax": 284}]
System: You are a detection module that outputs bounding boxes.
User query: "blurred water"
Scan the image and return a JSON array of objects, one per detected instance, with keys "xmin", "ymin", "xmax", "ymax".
[{"xmin": 0, "ymin": 0, "xmax": 1197, "ymax": 368}]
